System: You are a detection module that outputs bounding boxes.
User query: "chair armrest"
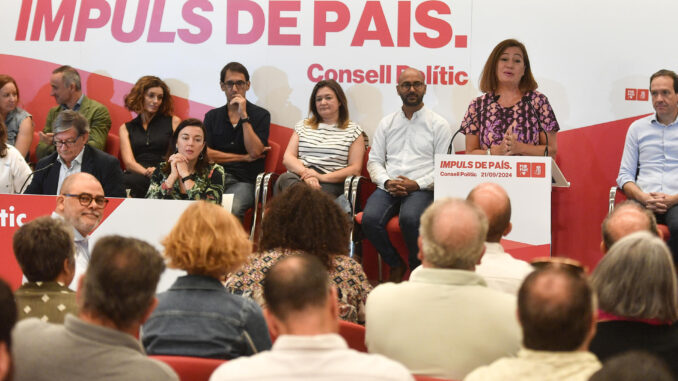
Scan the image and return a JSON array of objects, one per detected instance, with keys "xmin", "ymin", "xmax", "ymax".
[
  {"xmin": 344, "ymin": 175, "xmax": 368, "ymax": 221},
  {"xmin": 608, "ymin": 186, "xmax": 618, "ymax": 215}
]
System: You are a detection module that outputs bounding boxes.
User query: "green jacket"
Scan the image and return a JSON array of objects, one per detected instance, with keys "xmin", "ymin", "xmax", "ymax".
[{"xmin": 35, "ymin": 95, "xmax": 111, "ymax": 160}]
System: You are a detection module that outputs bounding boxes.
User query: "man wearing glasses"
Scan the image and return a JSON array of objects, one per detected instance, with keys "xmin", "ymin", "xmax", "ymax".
[
  {"xmin": 204, "ymin": 61, "xmax": 270, "ymax": 220},
  {"xmin": 24, "ymin": 110, "xmax": 124, "ymax": 197},
  {"xmin": 363, "ymin": 67, "xmax": 452, "ymax": 282}
]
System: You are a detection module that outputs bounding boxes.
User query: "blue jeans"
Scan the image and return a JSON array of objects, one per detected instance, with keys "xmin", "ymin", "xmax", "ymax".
[
  {"xmin": 224, "ymin": 173, "xmax": 255, "ymax": 219},
  {"xmin": 361, "ymin": 188, "xmax": 433, "ymax": 270}
]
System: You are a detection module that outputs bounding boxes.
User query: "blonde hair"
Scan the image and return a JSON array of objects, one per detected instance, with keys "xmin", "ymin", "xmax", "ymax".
[{"xmin": 163, "ymin": 201, "xmax": 252, "ymax": 276}]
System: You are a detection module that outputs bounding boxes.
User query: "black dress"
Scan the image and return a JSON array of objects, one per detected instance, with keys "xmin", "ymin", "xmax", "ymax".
[{"xmin": 123, "ymin": 114, "xmax": 173, "ymax": 197}]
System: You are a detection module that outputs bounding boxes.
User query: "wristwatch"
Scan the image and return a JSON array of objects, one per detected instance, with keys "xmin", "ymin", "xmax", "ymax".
[
  {"xmin": 181, "ymin": 174, "xmax": 196, "ymax": 182},
  {"xmin": 240, "ymin": 117, "xmax": 251, "ymax": 125}
]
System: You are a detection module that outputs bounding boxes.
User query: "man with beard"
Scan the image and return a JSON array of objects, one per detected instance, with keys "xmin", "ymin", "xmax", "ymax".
[{"xmin": 363, "ymin": 67, "xmax": 452, "ymax": 282}]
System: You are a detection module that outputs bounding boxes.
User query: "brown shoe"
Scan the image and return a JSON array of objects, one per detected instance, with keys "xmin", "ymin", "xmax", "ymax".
[{"xmin": 388, "ymin": 265, "xmax": 406, "ymax": 283}]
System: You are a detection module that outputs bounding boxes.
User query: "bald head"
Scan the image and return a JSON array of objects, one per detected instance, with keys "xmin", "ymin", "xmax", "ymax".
[
  {"xmin": 56, "ymin": 172, "xmax": 105, "ymax": 236},
  {"xmin": 602, "ymin": 201, "xmax": 659, "ymax": 252},
  {"xmin": 60, "ymin": 172, "xmax": 101, "ymax": 195},
  {"xmin": 419, "ymin": 198, "xmax": 488, "ymax": 269},
  {"xmin": 398, "ymin": 67, "xmax": 425, "ymax": 83},
  {"xmin": 467, "ymin": 183, "xmax": 511, "ymax": 242}
]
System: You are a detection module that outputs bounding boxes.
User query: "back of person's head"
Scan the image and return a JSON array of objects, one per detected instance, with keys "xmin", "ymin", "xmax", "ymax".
[
  {"xmin": 592, "ymin": 231, "xmax": 678, "ymax": 322},
  {"xmin": 589, "ymin": 351, "xmax": 675, "ymax": 381},
  {"xmin": 0, "ymin": 278, "xmax": 16, "ymax": 381},
  {"xmin": 467, "ymin": 183, "xmax": 511, "ymax": 242},
  {"xmin": 81, "ymin": 235, "xmax": 165, "ymax": 329},
  {"xmin": 13, "ymin": 216, "xmax": 75, "ymax": 283},
  {"xmin": 260, "ymin": 184, "xmax": 349, "ymax": 268},
  {"xmin": 518, "ymin": 266, "xmax": 594, "ymax": 351},
  {"xmin": 601, "ymin": 201, "xmax": 659, "ymax": 251},
  {"xmin": 419, "ymin": 198, "xmax": 488, "ymax": 269},
  {"xmin": 264, "ymin": 253, "xmax": 330, "ymax": 322},
  {"xmin": 162, "ymin": 201, "xmax": 251, "ymax": 277}
]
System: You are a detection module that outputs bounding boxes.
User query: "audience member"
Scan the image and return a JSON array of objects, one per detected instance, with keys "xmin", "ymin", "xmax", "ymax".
[
  {"xmin": 276, "ymin": 79, "xmax": 365, "ymax": 200},
  {"xmin": 363, "ymin": 67, "xmax": 452, "ymax": 281},
  {"xmin": 601, "ymin": 200, "xmax": 660, "ymax": 252},
  {"xmin": 204, "ymin": 62, "xmax": 270, "ymax": 219},
  {"xmin": 13, "ymin": 216, "xmax": 77, "ymax": 323},
  {"xmin": 617, "ymin": 69, "xmax": 678, "ymax": 262},
  {"xmin": 589, "ymin": 231, "xmax": 678, "ymax": 377},
  {"xmin": 589, "ymin": 351, "xmax": 675, "ymax": 381},
  {"xmin": 0, "ymin": 278, "xmax": 17, "ymax": 381},
  {"xmin": 0, "ymin": 74, "xmax": 33, "ymax": 157},
  {"xmin": 119, "ymin": 75, "xmax": 180, "ymax": 197},
  {"xmin": 52, "ymin": 172, "xmax": 107, "ymax": 289},
  {"xmin": 226, "ymin": 184, "xmax": 372, "ymax": 323},
  {"xmin": 211, "ymin": 254, "xmax": 413, "ymax": 381},
  {"xmin": 35, "ymin": 65, "xmax": 111, "ymax": 160},
  {"xmin": 467, "ymin": 182, "xmax": 533, "ymax": 294},
  {"xmin": 0, "ymin": 118, "xmax": 30, "ymax": 194},
  {"xmin": 12, "ymin": 235, "xmax": 178, "ymax": 381},
  {"xmin": 146, "ymin": 118, "xmax": 225, "ymax": 204},
  {"xmin": 365, "ymin": 198, "xmax": 520, "ymax": 379},
  {"xmin": 142, "ymin": 201, "xmax": 271, "ymax": 359},
  {"xmin": 24, "ymin": 110, "xmax": 125, "ymax": 197},
  {"xmin": 465, "ymin": 265, "xmax": 601, "ymax": 381}
]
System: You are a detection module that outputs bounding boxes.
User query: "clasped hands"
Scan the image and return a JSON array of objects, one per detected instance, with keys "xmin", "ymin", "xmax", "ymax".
[
  {"xmin": 491, "ymin": 127, "xmax": 524, "ymax": 156},
  {"xmin": 299, "ymin": 167, "xmax": 322, "ymax": 189},
  {"xmin": 385, "ymin": 176, "xmax": 419, "ymax": 197},
  {"xmin": 642, "ymin": 192, "xmax": 677, "ymax": 214}
]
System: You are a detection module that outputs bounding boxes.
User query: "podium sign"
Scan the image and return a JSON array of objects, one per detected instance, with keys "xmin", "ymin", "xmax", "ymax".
[{"xmin": 434, "ymin": 154, "xmax": 553, "ymax": 258}]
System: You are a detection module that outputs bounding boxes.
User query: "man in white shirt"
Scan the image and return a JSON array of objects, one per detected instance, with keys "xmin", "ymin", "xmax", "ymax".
[
  {"xmin": 363, "ymin": 67, "xmax": 452, "ymax": 282},
  {"xmin": 467, "ymin": 183, "xmax": 533, "ymax": 295},
  {"xmin": 365, "ymin": 198, "xmax": 521, "ymax": 380},
  {"xmin": 210, "ymin": 253, "xmax": 413, "ymax": 381},
  {"xmin": 465, "ymin": 265, "xmax": 601, "ymax": 381}
]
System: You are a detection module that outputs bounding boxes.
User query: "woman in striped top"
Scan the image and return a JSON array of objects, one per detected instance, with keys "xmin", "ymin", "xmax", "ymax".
[{"xmin": 276, "ymin": 79, "xmax": 365, "ymax": 197}]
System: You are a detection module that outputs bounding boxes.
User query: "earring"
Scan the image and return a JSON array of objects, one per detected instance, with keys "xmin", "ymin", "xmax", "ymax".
[{"xmin": 199, "ymin": 152, "xmax": 204, "ymax": 161}]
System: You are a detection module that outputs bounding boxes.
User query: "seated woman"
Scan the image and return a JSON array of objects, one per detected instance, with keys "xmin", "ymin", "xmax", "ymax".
[
  {"xmin": 0, "ymin": 75, "xmax": 33, "ymax": 158},
  {"xmin": 461, "ymin": 39, "xmax": 559, "ymax": 157},
  {"xmin": 0, "ymin": 119, "xmax": 31, "ymax": 194},
  {"xmin": 142, "ymin": 201, "xmax": 272, "ymax": 359},
  {"xmin": 119, "ymin": 76, "xmax": 180, "ymax": 197},
  {"xmin": 275, "ymin": 79, "xmax": 365, "ymax": 198},
  {"xmin": 146, "ymin": 118, "xmax": 224, "ymax": 204},
  {"xmin": 589, "ymin": 231, "xmax": 678, "ymax": 376},
  {"xmin": 226, "ymin": 183, "xmax": 372, "ymax": 324}
]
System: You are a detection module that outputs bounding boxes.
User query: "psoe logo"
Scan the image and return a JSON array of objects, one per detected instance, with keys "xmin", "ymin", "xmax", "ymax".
[
  {"xmin": 0, "ymin": 206, "xmax": 27, "ymax": 227},
  {"xmin": 531, "ymin": 163, "xmax": 546, "ymax": 178},
  {"xmin": 517, "ymin": 162, "xmax": 531, "ymax": 177}
]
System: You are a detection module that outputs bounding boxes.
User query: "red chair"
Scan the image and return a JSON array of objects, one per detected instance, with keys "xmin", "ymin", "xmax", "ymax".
[
  {"xmin": 105, "ymin": 133, "xmax": 122, "ymax": 167},
  {"xmin": 339, "ymin": 320, "xmax": 367, "ymax": 352},
  {"xmin": 608, "ymin": 186, "xmax": 670, "ymax": 240},
  {"xmin": 150, "ymin": 355, "xmax": 226, "ymax": 381},
  {"xmin": 28, "ymin": 130, "xmax": 40, "ymax": 165}
]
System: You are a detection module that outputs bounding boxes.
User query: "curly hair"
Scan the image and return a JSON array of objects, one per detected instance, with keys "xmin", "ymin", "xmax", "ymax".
[
  {"xmin": 163, "ymin": 201, "xmax": 252, "ymax": 276},
  {"xmin": 124, "ymin": 75, "xmax": 174, "ymax": 116},
  {"xmin": 259, "ymin": 183, "xmax": 350, "ymax": 269}
]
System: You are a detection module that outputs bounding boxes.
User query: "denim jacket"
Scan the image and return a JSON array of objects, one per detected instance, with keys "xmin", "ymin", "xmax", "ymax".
[{"xmin": 141, "ymin": 274, "xmax": 272, "ymax": 359}]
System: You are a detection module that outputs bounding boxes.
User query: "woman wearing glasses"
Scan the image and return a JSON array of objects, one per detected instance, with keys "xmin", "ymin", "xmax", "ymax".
[
  {"xmin": 275, "ymin": 79, "xmax": 365, "ymax": 200},
  {"xmin": 119, "ymin": 76, "xmax": 181, "ymax": 197},
  {"xmin": 461, "ymin": 39, "xmax": 559, "ymax": 157},
  {"xmin": 146, "ymin": 119, "xmax": 225, "ymax": 204},
  {"xmin": 0, "ymin": 118, "xmax": 31, "ymax": 193}
]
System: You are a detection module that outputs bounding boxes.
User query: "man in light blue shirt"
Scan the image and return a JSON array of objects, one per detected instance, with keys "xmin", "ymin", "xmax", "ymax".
[{"xmin": 617, "ymin": 69, "xmax": 678, "ymax": 261}]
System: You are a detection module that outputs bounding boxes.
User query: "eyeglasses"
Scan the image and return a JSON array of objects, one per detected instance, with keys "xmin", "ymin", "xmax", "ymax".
[
  {"xmin": 223, "ymin": 80, "xmax": 247, "ymax": 89},
  {"xmin": 53, "ymin": 136, "xmax": 81, "ymax": 147},
  {"xmin": 530, "ymin": 257, "xmax": 587, "ymax": 275},
  {"xmin": 63, "ymin": 193, "xmax": 109, "ymax": 207},
  {"xmin": 398, "ymin": 81, "xmax": 425, "ymax": 90}
]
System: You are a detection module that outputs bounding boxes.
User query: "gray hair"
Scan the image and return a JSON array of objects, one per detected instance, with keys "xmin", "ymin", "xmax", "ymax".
[
  {"xmin": 53, "ymin": 109, "xmax": 89, "ymax": 135},
  {"xmin": 53, "ymin": 65, "xmax": 81, "ymax": 91},
  {"xmin": 602, "ymin": 200, "xmax": 658, "ymax": 249},
  {"xmin": 591, "ymin": 231, "xmax": 678, "ymax": 322},
  {"xmin": 419, "ymin": 198, "xmax": 488, "ymax": 269}
]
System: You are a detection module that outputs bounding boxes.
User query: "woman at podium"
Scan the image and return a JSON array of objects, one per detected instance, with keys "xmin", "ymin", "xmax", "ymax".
[{"xmin": 461, "ymin": 39, "xmax": 559, "ymax": 157}]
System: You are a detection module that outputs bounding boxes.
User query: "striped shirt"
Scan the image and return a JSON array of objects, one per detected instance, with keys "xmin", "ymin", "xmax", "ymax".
[{"xmin": 295, "ymin": 120, "xmax": 363, "ymax": 174}]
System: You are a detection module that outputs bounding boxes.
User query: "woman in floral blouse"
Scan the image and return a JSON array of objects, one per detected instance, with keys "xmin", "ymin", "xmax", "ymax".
[
  {"xmin": 226, "ymin": 183, "xmax": 372, "ymax": 324},
  {"xmin": 146, "ymin": 118, "xmax": 224, "ymax": 204}
]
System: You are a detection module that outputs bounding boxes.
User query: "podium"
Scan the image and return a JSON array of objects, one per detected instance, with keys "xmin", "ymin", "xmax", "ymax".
[{"xmin": 434, "ymin": 154, "xmax": 569, "ymax": 259}]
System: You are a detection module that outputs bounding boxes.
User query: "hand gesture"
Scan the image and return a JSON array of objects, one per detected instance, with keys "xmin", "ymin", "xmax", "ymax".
[
  {"xmin": 229, "ymin": 94, "xmax": 247, "ymax": 118},
  {"xmin": 39, "ymin": 131, "xmax": 54, "ymax": 145}
]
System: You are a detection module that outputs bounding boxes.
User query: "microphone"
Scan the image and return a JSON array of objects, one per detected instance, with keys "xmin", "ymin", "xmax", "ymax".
[
  {"xmin": 447, "ymin": 126, "xmax": 463, "ymax": 154},
  {"xmin": 20, "ymin": 162, "xmax": 56, "ymax": 194},
  {"xmin": 449, "ymin": 94, "xmax": 502, "ymax": 154},
  {"xmin": 525, "ymin": 94, "xmax": 548, "ymax": 156}
]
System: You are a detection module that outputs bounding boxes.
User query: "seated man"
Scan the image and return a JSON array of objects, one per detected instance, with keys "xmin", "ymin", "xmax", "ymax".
[
  {"xmin": 365, "ymin": 198, "xmax": 520, "ymax": 380},
  {"xmin": 601, "ymin": 200, "xmax": 660, "ymax": 252},
  {"xmin": 14, "ymin": 216, "xmax": 78, "ymax": 323},
  {"xmin": 24, "ymin": 110, "xmax": 124, "ymax": 197},
  {"xmin": 467, "ymin": 182, "xmax": 533, "ymax": 295},
  {"xmin": 0, "ymin": 279, "xmax": 17, "ymax": 381},
  {"xmin": 211, "ymin": 253, "xmax": 413, "ymax": 381},
  {"xmin": 363, "ymin": 67, "xmax": 451, "ymax": 282},
  {"xmin": 465, "ymin": 265, "xmax": 601, "ymax": 381},
  {"xmin": 35, "ymin": 65, "xmax": 111, "ymax": 160},
  {"xmin": 617, "ymin": 69, "xmax": 678, "ymax": 262},
  {"xmin": 12, "ymin": 236, "xmax": 178, "ymax": 381},
  {"xmin": 204, "ymin": 62, "xmax": 270, "ymax": 219}
]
